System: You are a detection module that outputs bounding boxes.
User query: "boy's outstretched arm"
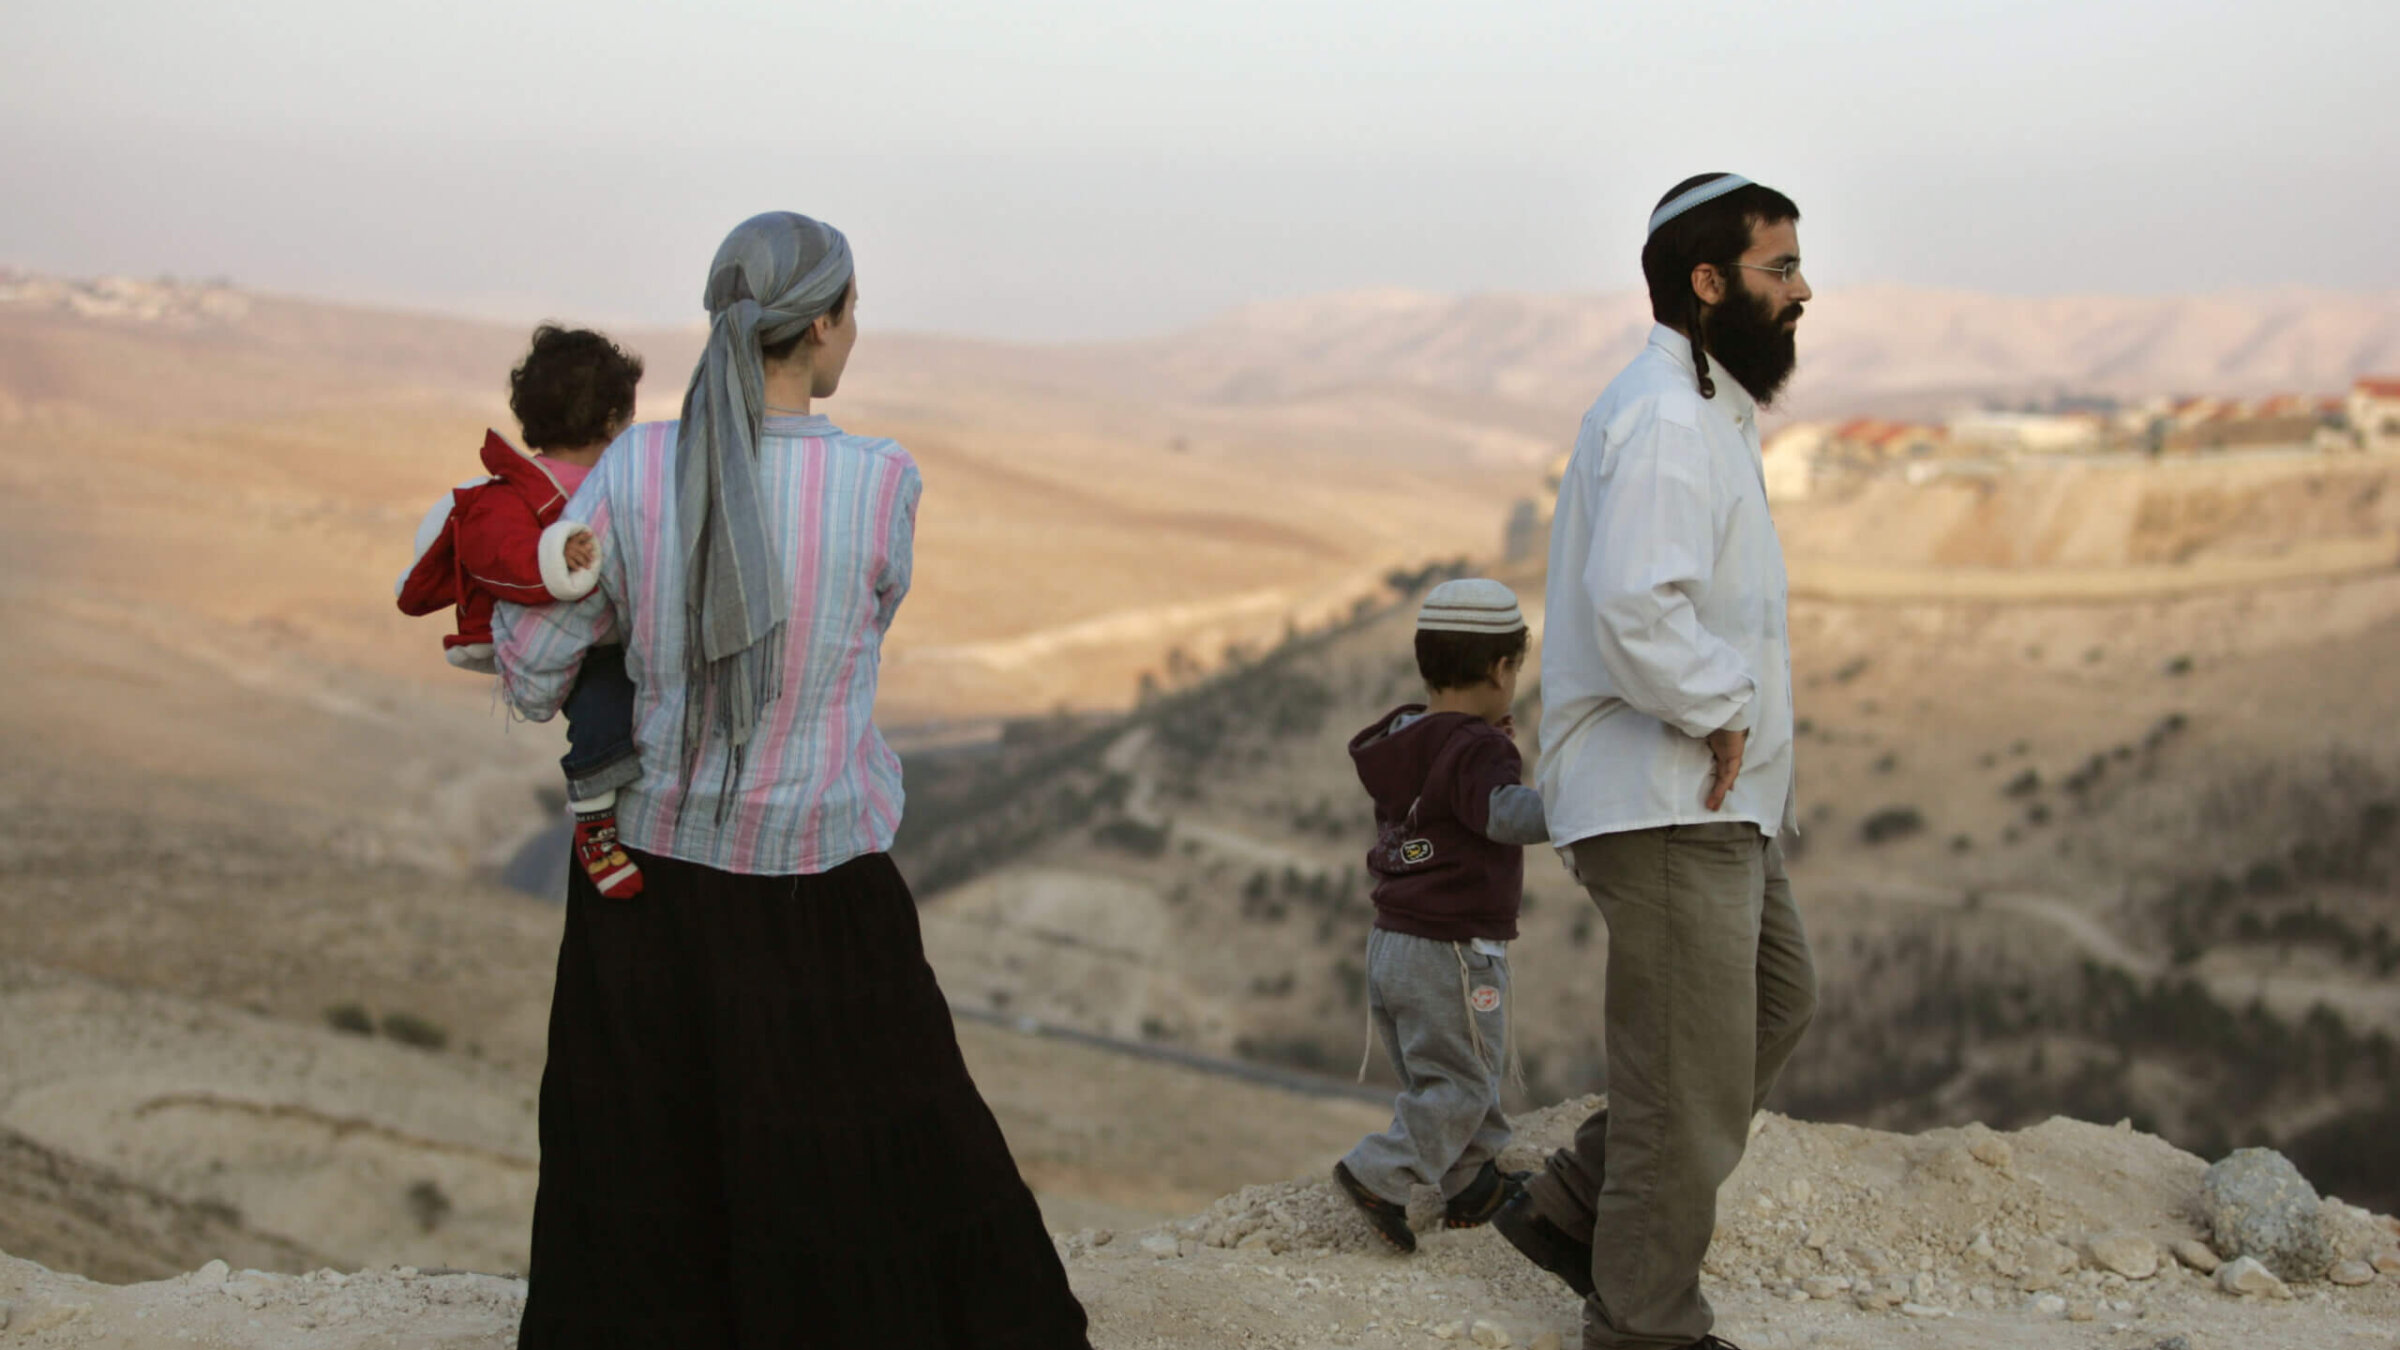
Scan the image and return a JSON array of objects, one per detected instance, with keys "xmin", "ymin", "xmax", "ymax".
[
  {"xmin": 1483, "ymin": 784, "xmax": 1550, "ymax": 846},
  {"xmin": 1449, "ymin": 736, "xmax": 1551, "ymax": 845}
]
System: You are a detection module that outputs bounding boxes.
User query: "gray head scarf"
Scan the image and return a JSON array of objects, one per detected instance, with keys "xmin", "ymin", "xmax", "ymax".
[{"xmin": 676, "ymin": 211, "xmax": 854, "ymax": 793}]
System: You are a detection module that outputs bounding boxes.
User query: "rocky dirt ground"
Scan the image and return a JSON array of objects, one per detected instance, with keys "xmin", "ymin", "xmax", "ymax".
[{"xmin": 5, "ymin": 1098, "xmax": 2395, "ymax": 1349}]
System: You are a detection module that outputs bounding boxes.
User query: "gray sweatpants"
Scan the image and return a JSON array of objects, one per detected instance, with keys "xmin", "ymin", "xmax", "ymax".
[{"xmin": 1342, "ymin": 926, "xmax": 1511, "ymax": 1204}]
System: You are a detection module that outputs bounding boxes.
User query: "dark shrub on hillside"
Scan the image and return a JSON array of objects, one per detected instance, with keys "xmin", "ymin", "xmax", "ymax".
[
  {"xmin": 2363, "ymin": 800, "xmax": 2398, "ymax": 843},
  {"xmin": 1383, "ymin": 558, "xmax": 1471, "ymax": 596},
  {"xmin": 1092, "ymin": 818, "xmax": 1170, "ymax": 857},
  {"xmin": 1234, "ymin": 1034, "xmax": 1339, "ymax": 1074},
  {"xmin": 2288, "ymin": 1107, "xmax": 2400, "ymax": 1215},
  {"xmin": 1332, "ymin": 959, "xmax": 1365, "ymax": 1008},
  {"xmin": 406, "ymin": 1179, "xmax": 453, "ymax": 1232},
  {"xmin": 1859, "ymin": 807, "xmax": 1926, "ymax": 845},
  {"xmin": 2244, "ymin": 861, "xmax": 2290, "ymax": 896},
  {"xmin": 381, "ymin": 1012, "xmax": 449, "ymax": 1051},
  {"xmin": 325, "ymin": 1003, "xmax": 374, "ymax": 1036}
]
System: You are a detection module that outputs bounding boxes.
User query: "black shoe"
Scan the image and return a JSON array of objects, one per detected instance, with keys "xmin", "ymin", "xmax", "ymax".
[
  {"xmin": 1443, "ymin": 1161, "xmax": 1529, "ymax": 1229},
  {"xmin": 1493, "ymin": 1186, "xmax": 1593, "ymax": 1297},
  {"xmin": 1333, "ymin": 1161, "xmax": 1417, "ymax": 1253}
]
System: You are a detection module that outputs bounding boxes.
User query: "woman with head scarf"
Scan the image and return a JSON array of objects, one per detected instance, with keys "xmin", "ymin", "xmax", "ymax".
[{"xmin": 494, "ymin": 212, "xmax": 1092, "ymax": 1348}]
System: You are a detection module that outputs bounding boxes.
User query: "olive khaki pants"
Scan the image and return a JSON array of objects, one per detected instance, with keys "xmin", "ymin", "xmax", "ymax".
[{"xmin": 1527, "ymin": 823, "xmax": 1816, "ymax": 1350}]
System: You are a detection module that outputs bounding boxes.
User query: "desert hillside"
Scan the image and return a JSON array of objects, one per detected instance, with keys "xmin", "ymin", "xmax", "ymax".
[
  {"xmin": 896, "ymin": 445, "xmax": 2400, "ymax": 1217},
  {"xmin": 0, "ymin": 745, "xmax": 1402, "ymax": 1277},
  {"xmin": 0, "ymin": 274, "xmax": 1529, "ymax": 875},
  {"xmin": 5, "ymin": 270, "xmax": 2400, "ymax": 1347}
]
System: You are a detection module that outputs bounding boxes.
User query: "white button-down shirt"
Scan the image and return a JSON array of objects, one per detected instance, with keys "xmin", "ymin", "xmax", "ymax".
[{"xmin": 1538, "ymin": 325, "xmax": 1797, "ymax": 844}]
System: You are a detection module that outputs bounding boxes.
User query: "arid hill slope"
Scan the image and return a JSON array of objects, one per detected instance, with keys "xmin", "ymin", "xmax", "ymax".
[{"xmin": 897, "ymin": 449, "xmax": 2400, "ymax": 1213}]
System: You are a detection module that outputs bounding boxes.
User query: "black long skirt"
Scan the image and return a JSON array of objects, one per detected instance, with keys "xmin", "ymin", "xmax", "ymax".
[{"xmin": 518, "ymin": 849, "xmax": 1092, "ymax": 1349}]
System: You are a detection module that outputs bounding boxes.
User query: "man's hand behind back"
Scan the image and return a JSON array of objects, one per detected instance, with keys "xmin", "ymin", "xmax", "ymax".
[{"xmin": 1704, "ymin": 727, "xmax": 1746, "ymax": 811}]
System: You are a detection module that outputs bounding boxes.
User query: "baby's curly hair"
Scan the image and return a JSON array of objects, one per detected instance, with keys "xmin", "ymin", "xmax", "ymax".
[{"xmin": 508, "ymin": 325, "xmax": 644, "ymax": 450}]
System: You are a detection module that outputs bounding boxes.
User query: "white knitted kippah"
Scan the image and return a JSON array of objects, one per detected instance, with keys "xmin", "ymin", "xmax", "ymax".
[
  {"xmin": 1648, "ymin": 173, "xmax": 1754, "ymax": 236},
  {"xmin": 1417, "ymin": 578, "xmax": 1525, "ymax": 634}
]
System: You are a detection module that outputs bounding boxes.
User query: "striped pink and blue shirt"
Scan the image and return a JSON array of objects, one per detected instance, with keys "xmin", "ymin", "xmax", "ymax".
[{"xmin": 493, "ymin": 413, "xmax": 920, "ymax": 876}]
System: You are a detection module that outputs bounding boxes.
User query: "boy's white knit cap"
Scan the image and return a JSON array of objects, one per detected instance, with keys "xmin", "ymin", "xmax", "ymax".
[{"xmin": 1417, "ymin": 578, "xmax": 1525, "ymax": 634}]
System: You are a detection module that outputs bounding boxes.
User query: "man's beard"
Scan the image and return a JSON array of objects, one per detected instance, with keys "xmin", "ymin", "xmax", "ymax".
[{"xmin": 1703, "ymin": 275, "xmax": 1802, "ymax": 407}]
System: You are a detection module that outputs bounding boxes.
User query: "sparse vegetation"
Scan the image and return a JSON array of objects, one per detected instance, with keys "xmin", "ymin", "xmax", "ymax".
[
  {"xmin": 1381, "ymin": 558, "xmax": 1471, "ymax": 596},
  {"xmin": 324, "ymin": 1003, "xmax": 374, "ymax": 1036},
  {"xmin": 1092, "ymin": 817, "xmax": 1171, "ymax": 857},
  {"xmin": 1785, "ymin": 907, "xmax": 2400, "ymax": 1213},
  {"xmin": 191, "ymin": 1196, "xmax": 244, "ymax": 1227},
  {"xmin": 1233, "ymin": 1034, "xmax": 1340, "ymax": 1074},
  {"xmin": 405, "ymin": 1178, "xmax": 452, "ymax": 1232},
  {"xmin": 1332, "ymin": 958, "xmax": 1365, "ymax": 1009},
  {"xmin": 379, "ymin": 1012, "xmax": 449, "ymax": 1051},
  {"xmin": 1858, "ymin": 806, "xmax": 1925, "ymax": 845},
  {"xmin": 874, "ymin": 511, "xmax": 2398, "ymax": 1218}
]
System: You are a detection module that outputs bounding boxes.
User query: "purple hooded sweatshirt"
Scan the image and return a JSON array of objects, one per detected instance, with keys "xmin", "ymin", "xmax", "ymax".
[{"xmin": 1348, "ymin": 704, "xmax": 1534, "ymax": 943}]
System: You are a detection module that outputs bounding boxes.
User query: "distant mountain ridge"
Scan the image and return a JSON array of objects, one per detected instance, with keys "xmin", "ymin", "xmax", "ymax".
[
  {"xmin": 1125, "ymin": 285, "xmax": 2400, "ymax": 420},
  {"xmin": 10, "ymin": 268, "xmax": 2393, "ymax": 425}
]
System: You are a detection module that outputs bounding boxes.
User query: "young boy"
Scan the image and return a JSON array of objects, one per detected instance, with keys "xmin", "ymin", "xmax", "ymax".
[
  {"xmin": 1334, "ymin": 577, "xmax": 1548, "ymax": 1252},
  {"xmin": 396, "ymin": 325, "xmax": 647, "ymax": 899}
]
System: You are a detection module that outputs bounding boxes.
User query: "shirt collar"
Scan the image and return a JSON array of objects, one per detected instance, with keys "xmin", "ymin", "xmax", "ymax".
[
  {"xmin": 1646, "ymin": 323, "xmax": 1759, "ymax": 427},
  {"xmin": 761, "ymin": 411, "xmax": 840, "ymax": 437}
]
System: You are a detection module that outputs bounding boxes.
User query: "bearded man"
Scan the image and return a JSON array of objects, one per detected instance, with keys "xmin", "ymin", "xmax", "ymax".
[{"xmin": 1499, "ymin": 174, "xmax": 1818, "ymax": 1350}]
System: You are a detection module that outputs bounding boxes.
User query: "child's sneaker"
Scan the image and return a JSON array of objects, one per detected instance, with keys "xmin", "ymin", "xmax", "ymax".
[
  {"xmin": 572, "ymin": 810, "xmax": 644, "ymax": 899},
  {"xmin": 1443, "ymin": 1160, "xmax": 1528, "ymax": 1229},
  {"xmin": 1333, "ymin": 1161, "xmax": 1417, "ymax": 1253}
]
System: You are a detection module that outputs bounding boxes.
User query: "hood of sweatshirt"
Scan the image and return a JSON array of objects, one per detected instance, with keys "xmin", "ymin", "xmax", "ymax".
[{"xmin": 1348, "ymin": 704, "xmax": 1486, "ymax": 823}]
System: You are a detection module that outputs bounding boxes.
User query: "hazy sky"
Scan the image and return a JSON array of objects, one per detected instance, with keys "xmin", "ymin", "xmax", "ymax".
[{"xmin": 4, "ymin": 0, "xmax": 2393, "ymax": 339}]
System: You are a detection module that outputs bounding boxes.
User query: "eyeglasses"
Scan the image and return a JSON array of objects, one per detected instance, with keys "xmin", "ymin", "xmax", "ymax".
[{"xmin": 1738, "ymin": 260, "xmax": 1805, "ymax": 284}]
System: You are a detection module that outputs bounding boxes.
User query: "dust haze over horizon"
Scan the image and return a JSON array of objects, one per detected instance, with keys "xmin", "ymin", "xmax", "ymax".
[{"xmin": 4, "ymin": 0, "xmax": 2396, "ymax": 341}]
